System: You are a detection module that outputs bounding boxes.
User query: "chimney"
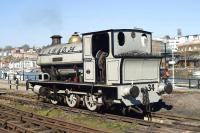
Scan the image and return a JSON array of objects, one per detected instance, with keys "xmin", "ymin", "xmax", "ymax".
[{"xmin": 50, "ymin": 35, "xmax": 62, "ymax": 45}]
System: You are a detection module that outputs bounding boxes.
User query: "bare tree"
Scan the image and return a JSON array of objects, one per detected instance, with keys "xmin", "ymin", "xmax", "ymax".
[
  {"xmin": 163, "ymin": 35, "xmax": 170, "ymax": 40},
  {"xmin": 21, "ymin": 44, "xmax": 30, "ymax": 51}
]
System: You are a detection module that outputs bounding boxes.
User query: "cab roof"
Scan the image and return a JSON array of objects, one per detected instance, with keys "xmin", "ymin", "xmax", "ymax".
[{"xmin": 82, "ymin": 29, "xmax": 152, "ymax": 36}]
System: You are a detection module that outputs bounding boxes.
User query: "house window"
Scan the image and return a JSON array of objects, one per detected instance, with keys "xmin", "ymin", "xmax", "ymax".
[
  {"xmin": 193, "ymin": 35, "xmax": 198, "ymax": 41},
  {"xmin": 185, "ymin": 36, "xmax": 189, "ymax": 42}
]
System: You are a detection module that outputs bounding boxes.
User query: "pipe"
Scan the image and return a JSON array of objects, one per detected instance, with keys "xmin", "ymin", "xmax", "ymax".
[{"xmin": 128, "ymin": 106, "xmax": 143, "ymax": 114}]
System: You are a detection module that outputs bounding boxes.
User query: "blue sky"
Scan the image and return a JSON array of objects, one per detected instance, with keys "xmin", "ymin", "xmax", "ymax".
[{"xmin": 0, "ymin": 0, "xmax": 199, "ymax": 47}]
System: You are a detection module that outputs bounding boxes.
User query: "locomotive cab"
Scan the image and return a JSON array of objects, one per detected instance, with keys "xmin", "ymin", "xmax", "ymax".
[{"xmin": 83, "ymin": 29, "xmax": 160, "ymax": 85}]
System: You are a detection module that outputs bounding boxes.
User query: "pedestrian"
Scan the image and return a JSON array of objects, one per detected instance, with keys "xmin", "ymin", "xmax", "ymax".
[
  {"xmin": 162, "ymin": 68, "xmax": 170, "ymax": 83},
  {"xmin": 4, "ymin": 72, "xmax": 7, "ymax": 79}
]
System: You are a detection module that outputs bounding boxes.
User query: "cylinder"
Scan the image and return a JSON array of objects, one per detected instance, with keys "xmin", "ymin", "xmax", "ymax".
[
  {"xmin": 122, "ymin": 85, "xmax": 140, "ymax": 98},
  {"xmin": 157, "ymin": 83, "xmax": 173, "ymax": 94},
  {"xmin": 164, "ymin": 83, "xmax": 173, "ymax": 94},
  {"xmin": 33, "ymin": 85, "xmax": 42, "ymax": 94}
]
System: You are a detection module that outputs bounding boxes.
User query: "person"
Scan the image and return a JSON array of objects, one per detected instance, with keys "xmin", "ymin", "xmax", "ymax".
[
  {"xmin": 13, "ymin": 74, "xmax": 16, "ymax": 80},
  {"xmin": 162, "ymin": 68, "xmax": 170, "ymax": 83},
  {"xmin": 96, "ymin": 49, "xmax": 108, "ymax": 82},
  {"xmin": 4, "ymin": 72, "xmax": 7, "ymax": 79},
  {"xmin": 73, "ymin": 65, "xmax": 79, "ymax": 83}
]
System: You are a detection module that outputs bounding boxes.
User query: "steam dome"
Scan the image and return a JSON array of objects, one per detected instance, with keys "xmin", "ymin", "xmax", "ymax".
[{"xmin": 68, "ymin": 32, "xmax": 81, "ymax": 44}]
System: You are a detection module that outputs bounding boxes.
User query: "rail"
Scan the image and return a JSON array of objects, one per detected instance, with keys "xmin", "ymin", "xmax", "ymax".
[
  {"xmin": 0, "ymin": 104, "xmax": 107, "ymax": 133},
  {"xmin": 1, "ymin": 93, "xmax": 200, "ymax": 132}
]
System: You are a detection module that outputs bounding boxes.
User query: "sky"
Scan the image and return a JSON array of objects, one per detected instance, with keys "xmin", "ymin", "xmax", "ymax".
[{"xmin": 0, "ymin": 0, "xmax": 199, "ymax": 48}]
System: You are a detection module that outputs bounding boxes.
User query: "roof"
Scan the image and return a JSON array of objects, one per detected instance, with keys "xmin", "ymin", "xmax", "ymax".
[{"xmin": 178, "ymin": 34, "xmax": 200, "ymax": 38}]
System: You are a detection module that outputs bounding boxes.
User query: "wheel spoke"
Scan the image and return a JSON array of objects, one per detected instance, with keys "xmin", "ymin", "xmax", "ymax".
[
  {"xmin": 66, "ymin": 94, "xmax": 80, "ymax": 108},
  {"xmin": 84, "ymin": 94, "xmax": 97, "ymax": 111}
]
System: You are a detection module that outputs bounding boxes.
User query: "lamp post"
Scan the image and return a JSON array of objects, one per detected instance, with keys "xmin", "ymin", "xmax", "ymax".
[
  {"xmin": 163, "ymin": 39, "xmax": 168, "ymax": 68},
  {"xmin": 169, "ymin": 40, "xmax": 177, "ymax": 89},
  {"xmin": 23, "ymin": 53, "xmax": 24, "ymax": 81},
  {"xmin": 172, "ymin": 49, "xmax": 175, "ymax": 89},
  {"xmin": 0, "ymin": 56, "xmax": 1, "ymax": 69},
  {"xmin": 164, "ymin": 43, "xmax": 167, "ymax": 66}
]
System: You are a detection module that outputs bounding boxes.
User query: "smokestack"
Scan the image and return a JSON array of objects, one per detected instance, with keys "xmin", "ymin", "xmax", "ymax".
[{"xmin": 50, "ymin": 35, "xmax": 62, "ymax": 45}]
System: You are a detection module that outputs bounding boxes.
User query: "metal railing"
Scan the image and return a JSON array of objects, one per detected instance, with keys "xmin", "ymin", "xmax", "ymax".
[
  {"xmin": 6, "ymin": 74, "xmax": 39, "ymax": 90},
  {"xmin": 7, "ymin": 74, "xmax": 39, "ymax": 81},
  {"xmin": 5, "ymin": 74, "xmax": 200, "ymax": 89},
  {"xmin": 168, "ymin": 77, "xmax": 200, "ymax": 89}
]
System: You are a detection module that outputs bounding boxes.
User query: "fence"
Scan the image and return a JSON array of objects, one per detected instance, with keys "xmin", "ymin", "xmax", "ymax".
[
  {"xmin": 6, "ymin": 73, "xmax": 38, "ymax": 90},
  {"xmin": 7, "ymin": 74, "xmax": 39, "ymax": 81},
  {"xmin": 168, "ymin": 78, "xmax": 200, "ymax": 89},
  {"xmin": 5, "ymin": 75, "xmax": 200, "ymax": 90}
]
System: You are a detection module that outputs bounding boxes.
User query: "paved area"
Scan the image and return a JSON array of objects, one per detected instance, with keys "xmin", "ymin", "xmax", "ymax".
[
  {"xmin": 0, "ymin": 79, "xmax": 33, "ymax": 94},
  {"xmin": 174, "ymin": 85, "xmax": 200, "ymax": 92}
]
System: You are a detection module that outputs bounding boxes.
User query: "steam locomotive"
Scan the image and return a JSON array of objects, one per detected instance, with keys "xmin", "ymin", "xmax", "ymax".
[{"xmin": 28, "ymin": 29, "xmax": 173, "ymax": 114}]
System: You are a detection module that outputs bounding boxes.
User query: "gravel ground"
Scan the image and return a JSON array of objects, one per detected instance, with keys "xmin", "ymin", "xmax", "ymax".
[{"xmin": 160, "ymin": 91, "xmax": 200, "ymax": 118}]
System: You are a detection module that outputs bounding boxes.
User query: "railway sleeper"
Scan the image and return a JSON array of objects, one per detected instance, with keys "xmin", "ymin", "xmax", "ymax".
[
  {"xmin": 0, "ymin": 127, "xmax": 13, "ymax": 133},
  {"xmin": 0, "ymin": 104, "xmax": 106, "ymax": 133}
]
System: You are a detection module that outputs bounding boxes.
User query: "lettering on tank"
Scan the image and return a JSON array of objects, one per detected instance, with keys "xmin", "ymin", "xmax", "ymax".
[{"xmin": 39, "ymin": 45, "xmax": 82, "ymax": 56}]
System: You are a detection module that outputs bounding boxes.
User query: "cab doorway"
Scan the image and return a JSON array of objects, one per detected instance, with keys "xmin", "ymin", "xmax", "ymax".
[{"xmin": 92, "ymin": 33, "xmax": 109, "ymax": 83}]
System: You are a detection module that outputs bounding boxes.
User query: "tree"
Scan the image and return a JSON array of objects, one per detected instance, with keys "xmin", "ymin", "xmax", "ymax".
[
  {"xmin": 21, "ymin": 44, "xmax": 30, "ymax": 51},
  {"xmin": 163, "ymin": 35, "xmax": 170, "ymax": 40},
  {"xmin": 4, "ymin": 45, "xmax": 12, "ymax": 50},
  {"xmin": 33, "ymin": 46, "xmax": 36, "ymax": 51}
]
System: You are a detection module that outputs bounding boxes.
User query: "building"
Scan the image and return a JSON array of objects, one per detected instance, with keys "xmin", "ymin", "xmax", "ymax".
[
  {"xmin": 153, "ymin": 34, "xmax": 200, "ymax": 68},
  {"xmin": 173, "ymin": 34, "xmax": 200, "ymax": 68},
  {"xmin": 8, "ymin": 59, "xmax": 39, "ymax": 71},
  {"xmin": 178, "ymin": 34, "xmax": 200, "ymax": 44},
  {"xmin": 10, "ymin": 48, "xmax": 38, "ymax": 60},
  {"xmin": 152, "ymin": 38, "xmax": 164, "ymax": 55},
  {"xmin": 0, "ymin": 50, "xmax": 11, "ymax": 57},
  {"xmin": 152, "ymin": 38, "xmax": 177, "ymax": 67}
]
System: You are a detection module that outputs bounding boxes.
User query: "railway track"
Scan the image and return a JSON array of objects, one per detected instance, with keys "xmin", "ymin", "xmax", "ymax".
[
  {"xmin": 1, "ymin": 92, "xmax": 200, "ymax": 132},
  {"xmin": 0, "ymin": 103, "xmax": 108, "ymax": 133},
  {"xmin": 151, "ymin": 112, "xmax": 200, "ymax": 127}
]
